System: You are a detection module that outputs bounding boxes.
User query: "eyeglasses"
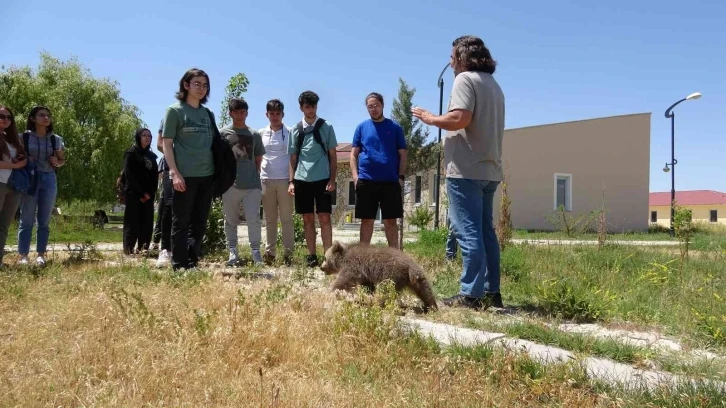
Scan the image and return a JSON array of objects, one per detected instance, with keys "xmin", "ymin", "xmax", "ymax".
[
  {"xmin": 37, "ymin": 113, "xmax": 52, "ymax": 119},
  {"xmin": 366, "ymin": 104, "xmax": 381, "ymax": 110},
  {"xmin": 190, "ymin": 81, "xmax": 209, "ymax": 89},
  {"xmin": 0, "ymin": 114, "xmax": 12, "ymax": 121}
]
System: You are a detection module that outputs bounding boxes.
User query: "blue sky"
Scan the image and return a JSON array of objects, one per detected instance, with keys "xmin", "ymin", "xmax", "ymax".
[{"xmin": 4, "ymin": 0, "xmax": 724, "ymax": 193}]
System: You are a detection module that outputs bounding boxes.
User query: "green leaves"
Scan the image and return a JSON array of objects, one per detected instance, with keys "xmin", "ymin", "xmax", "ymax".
[
  {"xmin": 219, "ymin": 72, "xmax": 250, "ymax": 127},
  {"xmin": 0, "ymin": 52, "xmax": 143, "ymax": 204}
]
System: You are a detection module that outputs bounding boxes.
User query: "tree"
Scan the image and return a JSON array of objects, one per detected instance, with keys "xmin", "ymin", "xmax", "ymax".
[
  {"xmin": 218, "ymin": 73, "xmax": 250, "ymax": 127},
  {"xmin": 390, "ymin": 78, "xmax": 440, "ymax": 249},
  {"xmin": 0, "ymin": 52, "xmax": 144, "ymax": 204}
]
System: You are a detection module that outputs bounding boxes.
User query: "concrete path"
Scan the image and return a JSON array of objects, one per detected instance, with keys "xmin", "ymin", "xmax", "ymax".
[{"xmin": 400, "ymin": 317, "xmax": 725, "ymax": 393}]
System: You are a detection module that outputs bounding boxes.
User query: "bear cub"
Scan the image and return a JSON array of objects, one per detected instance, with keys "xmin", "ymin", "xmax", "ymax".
[{"xmin": 320, "ymin": 241, "xmax": 438, "ymax": 312}]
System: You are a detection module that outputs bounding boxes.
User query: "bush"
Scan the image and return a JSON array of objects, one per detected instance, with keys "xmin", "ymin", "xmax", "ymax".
[
  {"xmin": 407, "ymin": 206, "xmax": 434, "ymax": 231},
  {"xmin": 202, "ymin": 199, "xmax": 226, "ymax": 256}
]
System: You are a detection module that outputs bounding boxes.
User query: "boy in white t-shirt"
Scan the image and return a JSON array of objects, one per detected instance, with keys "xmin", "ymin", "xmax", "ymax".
[{"xmin": 259, "ymin": 99, "xmax": 294, "ymax": 266}]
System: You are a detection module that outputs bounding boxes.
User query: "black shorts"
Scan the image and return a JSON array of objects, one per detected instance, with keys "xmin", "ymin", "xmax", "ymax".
[
  {"xmin": 294, "ymin": 178, "xmax": 332, "ymax": 214},
  {"xmin": 355, "ymin": 179, "xmax": 403, "ymax": 220}
]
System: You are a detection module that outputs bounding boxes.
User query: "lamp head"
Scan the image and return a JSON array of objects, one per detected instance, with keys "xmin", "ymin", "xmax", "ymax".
[
  {"xmin": 663, "ymin": 163, "xmax": 670, "ymax": 173},
  {"xmin": 686, "ymin": 92, "xmax": 702, "ymax": 100}
]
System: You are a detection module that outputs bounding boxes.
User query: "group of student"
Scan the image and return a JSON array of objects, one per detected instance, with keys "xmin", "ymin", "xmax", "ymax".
[
  {"xmin": 4, "ymin": 34, "xmax": 507, "ymax": 311},
  {"xmin": 120, "ymin": 68, "xmax": 409, "ymax": 272},
  {"xmin": 0, "ymin": 104, "xmax": 66, "ymax": 267}
]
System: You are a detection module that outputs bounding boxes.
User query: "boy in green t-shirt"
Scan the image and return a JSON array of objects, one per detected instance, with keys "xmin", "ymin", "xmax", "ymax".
[
  {"xmin": 161, "ymin": 68, "xmax": 216, "ymax": 271},
  {"xmin": 220, "ymin": 98, "xmax": 266, "ymax": 266},
  {"xmin": 287, "ymin": 91, "xmax": 338, "ymax": 267}
]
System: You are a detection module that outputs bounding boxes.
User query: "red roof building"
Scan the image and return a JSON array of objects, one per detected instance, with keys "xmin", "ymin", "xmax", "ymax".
[{"xmin": 649, "ymin": 190, "xmax": 726, "ymax": 206}]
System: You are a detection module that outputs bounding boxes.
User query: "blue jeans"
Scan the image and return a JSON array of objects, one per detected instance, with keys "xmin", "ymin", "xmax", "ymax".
[
  {"xmin": 445, "ymin": 221, "xmax": 458, "ymax": 260},
  {"xmin": 18, "ymin": 171, "xmax": 58, "ymax": 255},
  {"xmin": 447, "ymin": 178, "xmax": 501, "ymax": 297}
]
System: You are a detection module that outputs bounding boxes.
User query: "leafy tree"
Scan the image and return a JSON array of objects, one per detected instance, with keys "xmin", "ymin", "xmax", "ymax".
[
  {"xmin": 0, "ymin": 52, "xmax": 144, "ymax": 204},
  {"xmin": 218, "ymin": 73, "xmax": 250, "ymax": 127},
  {"xmin": 390, "ymin": 78, "xmax": 440, "ymax": 249}
]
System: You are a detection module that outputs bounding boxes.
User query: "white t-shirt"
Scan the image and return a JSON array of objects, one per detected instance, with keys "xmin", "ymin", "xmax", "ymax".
[
  {"xmin": 259, "ymin": 125, "xmax": 291, "ymax": 180},
  {"xmin": 0, "ymin": 142, "xmax": 17, "ymax": 184}
]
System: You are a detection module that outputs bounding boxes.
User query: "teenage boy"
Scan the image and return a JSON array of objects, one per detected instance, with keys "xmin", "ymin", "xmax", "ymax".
[
  {"xmin": 350, "ymin": 92, "xmax": 407, "ymax": 248},
  {"xmin": 162, "ymin": 68, "xmax": 217, "ymax": 271},
  {"xmin": 259, "ymin": 99, "xmax": 294, "ymax": 266},
  {"xmin": 220, "ymin": 98, "xmax": 265, "ymax": 266},
  {"xmin": 287, "ymin": 91, "xmax": 338, "ymax": 267}
]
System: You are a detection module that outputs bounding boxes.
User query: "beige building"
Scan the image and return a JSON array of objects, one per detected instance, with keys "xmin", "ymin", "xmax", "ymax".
[{"xmin": 490, "ymin": 112, "xmax": 652, "ymax": 232}]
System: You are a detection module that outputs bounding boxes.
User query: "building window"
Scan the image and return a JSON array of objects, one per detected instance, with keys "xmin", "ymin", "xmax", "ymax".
[
  {"xmin": 553, "ymin": 173, "xmax": 572, "ymax": 211},
  {"xmin": 710, "ymin": 210, "xmax": 718, "ymax": 223},
  {"xmin": 348, "ymin": 181, "xmax": 356, "ymax": 206},
  {"xmin": 650, "ymin": 211, "xmax": 657, "ymax": 223},
  {"xmin": 414, "ymin": 175, "xmax": 422, "ymax": 205}
]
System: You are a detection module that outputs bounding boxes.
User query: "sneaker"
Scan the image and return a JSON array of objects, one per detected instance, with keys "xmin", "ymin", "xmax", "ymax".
[
  {"xmin": 483, "ymin": 292, "xmax": 504, "ymax": 309},
  {"xmin": 442, "ymin": 294, "xmax": 486, "ymax": 310},
  {"xmin": 283, "ymin": 253, "xmax": 293, "ymax": 267},
  {"xmin": 19, "ymin": 256, "xmax": 29, "ymax": 265},
  {"xmin": 306, "ymin": 254, "xmax": 319, "ymax": 268},
  {"xmin": 36, "ymin": 256, "xmax": 46, "ymax": 267},
  {"xmin": 263, "ymin": 251, "xmax": 275, "ymax": 266},
  {"xmin": 156, "ymin": 249, "xmax": 171, "ymax": 268},
  {"xmin": 251, "ymin": 250, "xmax": 263, "ymax": 265},
  {"xmin": 226, "ymin": 250, "xmax": 239, "ymax": 267}
]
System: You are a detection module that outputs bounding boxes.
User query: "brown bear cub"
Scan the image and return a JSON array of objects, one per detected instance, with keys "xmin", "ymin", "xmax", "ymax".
[{"xmin": 320, "ymin": 241, "xmax": 438, "ymax": 312}]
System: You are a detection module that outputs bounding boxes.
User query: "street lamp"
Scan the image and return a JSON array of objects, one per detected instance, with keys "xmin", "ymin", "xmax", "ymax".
[
  {"xmin": 433, "ymin": 62, "xmax": 450, "ymax": 230},
  {"xmin": 663, "ymin": 91, "xmax": 701, "ymax": 237}
]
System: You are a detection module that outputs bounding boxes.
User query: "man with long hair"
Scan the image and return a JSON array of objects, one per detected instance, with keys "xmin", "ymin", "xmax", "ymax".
[
  {"xmin": 161, "ymin": 68, "xmax": 216, "ymax": 271},
  {"xmin": 412, "ymin": 35, "xmax": 505, "ymax": 309}
]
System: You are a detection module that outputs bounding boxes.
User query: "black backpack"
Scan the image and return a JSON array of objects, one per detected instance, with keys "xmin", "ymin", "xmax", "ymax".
[
  {"xmin": 294, "ymin": 118, "xmax": 327, "ymax": 172},
  {"xmin": 23, "ymin": 131, "xmax": 60, "ymax": 173},
  {"xmin": 206, "ymin": 108, "xmax": 236, "ymax": 198}
]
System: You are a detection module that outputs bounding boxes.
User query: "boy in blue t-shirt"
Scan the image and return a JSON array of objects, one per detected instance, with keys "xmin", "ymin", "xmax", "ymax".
[{"xmin": 350, "ymin": 92, "xmax": 407, "ymax": 248}]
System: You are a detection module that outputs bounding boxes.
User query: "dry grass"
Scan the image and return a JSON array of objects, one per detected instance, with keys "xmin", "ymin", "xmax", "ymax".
[{"xmin": 0, "ymin": 262, "xmax": 633, "ymax": 407}]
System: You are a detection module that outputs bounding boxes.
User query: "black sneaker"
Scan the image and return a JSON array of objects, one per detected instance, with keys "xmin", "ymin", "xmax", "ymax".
[
  {"xmin": 306, "ymin": 254, "xmax": 319, "ymax": 268},
  {"xmin": 442, "ymin": 294, "xmax": 486, "ymax": 310},
  {"xmin": 284, "ymin": 253, "xmax": 293, "ymax": 267},
  {"xmin": 483, "ymin": 292, "xmax": 504, "ymax": 308}
]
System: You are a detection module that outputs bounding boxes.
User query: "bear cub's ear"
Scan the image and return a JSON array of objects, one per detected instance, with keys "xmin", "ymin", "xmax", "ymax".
[{"xmin": 330, "ymin": 241, "xmax": 346, "ymax": 254}]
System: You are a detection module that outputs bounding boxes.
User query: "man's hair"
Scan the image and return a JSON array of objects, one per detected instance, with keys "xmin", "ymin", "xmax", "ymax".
[
  {"xmin": 452, "ymin": 35, "xmax": 497, "ymax": 74},
  {"xmin": 298, "ymin": 91, "xmax": 320, "ymax": 107},
  {"xmin": 175, "ymin": 68, "xmax": 211, "ymax": 104},
  {"xmin": 266, "ymin": 99, "xmax": 284, "ymax": 112},
  {"xmin": 365, "ymin": 92, "xmax": 383, "ymax": 106},
  {"xmin": 228, "ymin": 98, "xmax": 248, "ymax": 111}
]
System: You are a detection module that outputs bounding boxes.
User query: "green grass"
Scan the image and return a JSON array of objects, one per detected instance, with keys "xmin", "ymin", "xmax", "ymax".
[
  {"xmin": 409, "ymin": 228, "xmax": 726, "ymax": 349},
  {"xmin": 5, "ymin": 217, "xmax": 123, "ymax": 246},
  {"xmin": 512, "ymin": 223, "xmax": 726, "ymax": 252}
]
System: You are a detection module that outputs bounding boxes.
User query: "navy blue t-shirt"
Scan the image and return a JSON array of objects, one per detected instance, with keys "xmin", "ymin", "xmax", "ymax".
[{"xmin": 352, "ymin": 118, "xmax": 407, "ymax": 182}]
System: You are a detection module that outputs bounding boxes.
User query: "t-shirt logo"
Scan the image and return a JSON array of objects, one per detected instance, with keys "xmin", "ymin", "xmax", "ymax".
[{"xmin": 232, "ymin": 134, "xmax": 253, "ymax": 161}]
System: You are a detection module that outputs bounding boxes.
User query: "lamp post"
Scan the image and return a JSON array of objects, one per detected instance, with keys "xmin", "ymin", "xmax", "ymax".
[
  {"xmin": 663, "ymin": 91, "xmax": 701, "ymax": 237},
  {"xmin": 433, "ymin": 62, "xmax": 450, "ymax": 230}
]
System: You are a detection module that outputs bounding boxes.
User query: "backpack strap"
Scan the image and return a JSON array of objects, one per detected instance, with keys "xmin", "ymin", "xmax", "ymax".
[{"xmin": 293, "ymin": 118, "xmax": 329, "ymax": 175}]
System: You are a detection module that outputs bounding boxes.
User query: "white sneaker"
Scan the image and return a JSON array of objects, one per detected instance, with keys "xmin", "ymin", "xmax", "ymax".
[
  {"xmin": 156, "ymin": 249, "xmax": 171, "ymax": 268},
  {"xmin": 19, "ymin": 256, "xmax": 29, "ymax": 265},
  {"xmin": 226, "ymin": 249, "xmax": 239, "ymax": 267},
  {"xmin": 36, "ymin": 256, "xmax": 46, "ymax": 267},
  {"xmin": 251, "ymin": 249, "xmax": 263, "ymax": 265}
]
